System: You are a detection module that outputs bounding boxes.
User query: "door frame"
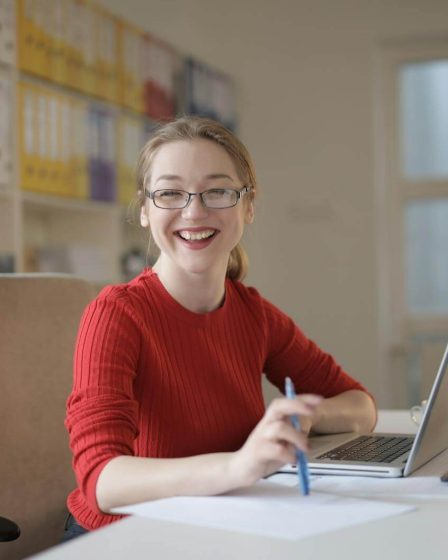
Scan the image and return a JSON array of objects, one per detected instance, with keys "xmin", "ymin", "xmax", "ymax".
[{"xmin": 374, "ymin": 37, "xmax": 448, "ymax": 408}]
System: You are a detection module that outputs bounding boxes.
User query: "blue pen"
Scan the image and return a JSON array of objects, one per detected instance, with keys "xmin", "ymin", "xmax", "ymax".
[{"xmin": 284, "ymin": 376, "xmax": 310, "ymax": 496}]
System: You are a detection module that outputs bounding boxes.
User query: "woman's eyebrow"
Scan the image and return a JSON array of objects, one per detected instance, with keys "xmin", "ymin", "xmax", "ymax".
[
  {"xmin": 155, "ymin": 174, "xmax": 182, "ymax": 184},
  {"xmin": 204, "ymin": 173, "xmax": 235, "ymax": 182},
  {"xmin": 155, "ymin": 173, "xmax": 235, "ymax": 184}
]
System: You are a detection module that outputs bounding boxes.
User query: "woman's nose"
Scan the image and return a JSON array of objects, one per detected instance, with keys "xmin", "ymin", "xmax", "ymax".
[{"xmin": 182, "ymin": 194, "xmax": 209, "ymax": 219}]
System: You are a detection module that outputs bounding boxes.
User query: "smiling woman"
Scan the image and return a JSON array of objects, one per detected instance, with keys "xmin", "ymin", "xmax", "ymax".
[
  {"xmin": 137, "ymin": 117, "xmax": 257, "ymax": 283},
  {"xmin": 63, "ymin": 116, "xmax": 377, "ymax": 541},
  {"xmin": 138, "ymin": 136, "xmax": 255, "ymax": 309}
]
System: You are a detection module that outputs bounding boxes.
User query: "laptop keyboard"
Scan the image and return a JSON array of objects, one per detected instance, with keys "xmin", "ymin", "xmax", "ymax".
[{"xmin": 316, "ymin": 435, "xmax": 414, "ymax": 463}]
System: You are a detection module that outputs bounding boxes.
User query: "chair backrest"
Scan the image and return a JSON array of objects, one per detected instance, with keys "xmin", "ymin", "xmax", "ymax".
[{"xmin": 0, "ymin": 274, "xmax": 95, "ymax": 559}]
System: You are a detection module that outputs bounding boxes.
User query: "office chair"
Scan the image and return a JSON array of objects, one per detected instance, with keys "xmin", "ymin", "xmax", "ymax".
[{"xmin": 0, "ymin": 274, "xmax": 95, "ymax": 560}]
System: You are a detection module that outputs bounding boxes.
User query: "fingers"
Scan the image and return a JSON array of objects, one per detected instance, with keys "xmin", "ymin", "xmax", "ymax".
[
  {"xmin": 264, "ymin": 420, "xmax": 310, "ymax": 453},
  {"xmin": 264, "ymin": 394, "xmax": 323, "ymax": 424},
  {"xmin": 263, "ymin": 441, "xmax": 298, "ymax": 466}
]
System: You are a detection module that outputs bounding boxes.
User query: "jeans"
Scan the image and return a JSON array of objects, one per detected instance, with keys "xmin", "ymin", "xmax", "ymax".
[{"xmin": 61, "ymin": 513, "xmax": 89, "ymax": 543}]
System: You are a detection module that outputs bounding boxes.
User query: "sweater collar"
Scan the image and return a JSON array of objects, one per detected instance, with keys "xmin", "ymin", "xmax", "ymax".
[{"xmin": 143, "ymin": 268, "xmax": 232, "ymax": 327}]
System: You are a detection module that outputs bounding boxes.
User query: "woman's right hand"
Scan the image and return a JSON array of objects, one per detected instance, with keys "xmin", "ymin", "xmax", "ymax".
[{"xmin": 229, "ymin": 394, "xmax": 323, "ymax": 486}]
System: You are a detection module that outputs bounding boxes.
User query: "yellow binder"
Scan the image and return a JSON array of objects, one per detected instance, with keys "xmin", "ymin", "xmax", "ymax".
[
  {"xmin": 34, "ymin": 0, "xmax": 50, "ymax": 78},
  {"xmin": 75, "ymin": 0, "xmax": 90, "ymax": 95},
  {"xmin": 46, "ymin": 89, "xmax": 60, "ymax": 195},
  {"xmin": 18, "ymin": 82, "xmax": 39, "ymax": 192},
  {"xmin": 35, "ymin": 85, "xmax": 52, "ymax": 194},
  {"xmin": 103, "ymin": 12, "xmax": 119, "ymax": 103},
  {"xmin": 49, "ymin": 0, "xmax": 68, "ymax": 86},
  {"xmin": 17, "ymin": 0, "xmax": 38, "ymax": 74},
  {"xmin": 117, "ymin": 20, "xmax": 144, "ymax": 113},
  {"xmin": 117, "ymin": 115, "xmax": 128, "ymax": 205},
  {"xmin": 69, "ymin": 0, "xmax": 85, "ymax": 91},
  {"xmin": 55, "ymin": 90, "xmax": 74, "ymax": 197},
  {"xmin": 70, "ymin": 98, "xmax": 88, "ymax": 199},
  {"xmin": 117, "ymin": 115, "xmax": 141, "ymax": 205},
  {"xmin": 81, "ymin": 0, "xmax": 97, "ymax": 96}
]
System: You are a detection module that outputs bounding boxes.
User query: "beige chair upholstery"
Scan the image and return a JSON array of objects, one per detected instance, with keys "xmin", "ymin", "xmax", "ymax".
[{"xmin": 0, "ymin": 274, "xmax": 95, "ymax": 559}]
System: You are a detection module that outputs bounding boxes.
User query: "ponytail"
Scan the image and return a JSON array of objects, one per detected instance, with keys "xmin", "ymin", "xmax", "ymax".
[{"xmin": 227, "ymin": 243, "xmax": 249, "ymax": 281}]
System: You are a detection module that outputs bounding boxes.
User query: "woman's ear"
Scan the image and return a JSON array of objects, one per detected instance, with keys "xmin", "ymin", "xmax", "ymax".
[
  {"xmin": 245, "ymin": 201, "xmax": 254, "ymax": 224},
  {"xmin": 140, "ymin": 207, "xmax": 150, "ymax": 227}
]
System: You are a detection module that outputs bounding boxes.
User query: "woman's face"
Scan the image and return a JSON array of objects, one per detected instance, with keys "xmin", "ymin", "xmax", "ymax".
[{"xmin": 141, "ymin": 139, "xmax": 253, "ymax": 278}]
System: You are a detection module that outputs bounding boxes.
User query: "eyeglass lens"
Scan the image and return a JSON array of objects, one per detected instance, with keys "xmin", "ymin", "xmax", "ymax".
[{"xmin": 153, "ymin": 189, "xmax": 240, "ymax": 209}]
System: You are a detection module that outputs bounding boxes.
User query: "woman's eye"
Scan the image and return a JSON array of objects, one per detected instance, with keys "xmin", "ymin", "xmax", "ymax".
[
  {"xmin": 206, "ymin": 189, "xmax": 227, "ymax": 198},
  {"xmin": 159, "ymin": 190, "xmax": 183, "ymax": 199}
]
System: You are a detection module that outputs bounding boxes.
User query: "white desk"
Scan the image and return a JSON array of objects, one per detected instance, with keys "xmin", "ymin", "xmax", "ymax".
[{"xmin": 30, "ymin": 411, "xmax": 448, "ymax": 560}]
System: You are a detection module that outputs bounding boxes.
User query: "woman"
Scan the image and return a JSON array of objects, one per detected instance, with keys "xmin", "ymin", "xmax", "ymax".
[{"xmin": 64, "ymin": 116, "xmax": 376, "ymax": 540}]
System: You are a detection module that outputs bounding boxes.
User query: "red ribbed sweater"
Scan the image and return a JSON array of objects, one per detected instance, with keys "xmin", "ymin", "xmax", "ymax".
[{"xmin": 65, "ymin": 269, "xmax": 368, "ymax": 530}]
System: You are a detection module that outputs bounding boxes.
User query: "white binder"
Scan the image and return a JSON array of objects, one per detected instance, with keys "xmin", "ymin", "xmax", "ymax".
[
  {"xmin": 0, "ymin": 0, "xmax": 16, "ymax": 66},
  {"xmin": 0, "ymin": 74, "xmax": 13, "ymax": 188}
]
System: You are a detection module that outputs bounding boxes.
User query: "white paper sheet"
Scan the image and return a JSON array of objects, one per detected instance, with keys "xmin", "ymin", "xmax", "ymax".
[
  {"xmin": 269, "ymin": 473, "xmax": 448, "ymax": 500},
  {"xmin": 112, "ymin": 480, "xmax": 414, "ymax": 541}
]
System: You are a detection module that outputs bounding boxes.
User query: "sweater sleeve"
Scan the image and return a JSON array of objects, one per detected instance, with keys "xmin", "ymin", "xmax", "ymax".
[
  {"xmin": 261, "ymin": 297, "xmax": 369, "ymax": 397},
  {"xmin": 65, "ymin": 290, "xmax": 141, "ymax": 515}
]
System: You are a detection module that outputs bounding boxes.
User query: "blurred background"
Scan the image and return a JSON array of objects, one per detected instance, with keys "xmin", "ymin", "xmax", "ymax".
[{"xmin": 1, "ymin": 0, "xmax": 448, "ymax": 408}]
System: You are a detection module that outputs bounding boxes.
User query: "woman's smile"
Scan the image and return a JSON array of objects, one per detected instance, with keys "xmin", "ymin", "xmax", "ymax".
[
  {"xmin": 175, "ymin": 227, "xmax": 219, "ymax": 250},
  {"xmin": 176, "ymin": 227, "xmax": 218, "ymax": 241}
]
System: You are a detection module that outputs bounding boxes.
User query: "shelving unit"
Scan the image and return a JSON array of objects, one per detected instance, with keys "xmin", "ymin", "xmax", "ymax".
[
  {"xmin": 0, "ymin": 0, "xmax": 237, "ymax": 285},
  {"xmin": 0, "ymin": 2, "xmax": 19, "ymax": 272}
]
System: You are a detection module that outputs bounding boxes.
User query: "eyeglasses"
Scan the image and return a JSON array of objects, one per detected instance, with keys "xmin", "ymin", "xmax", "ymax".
[{"xmin": 144, "ymin": 186, "xmax": 253, "ymax": 210}]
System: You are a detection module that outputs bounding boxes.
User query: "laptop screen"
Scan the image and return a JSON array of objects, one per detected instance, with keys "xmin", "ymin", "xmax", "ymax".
[{"xmin": 404, "ymin": 342, "xmax": 448, "ymax": 475}]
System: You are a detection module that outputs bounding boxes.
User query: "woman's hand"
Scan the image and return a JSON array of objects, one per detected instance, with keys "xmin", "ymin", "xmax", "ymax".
[{"xmin": 229, "ymin": 394, "xmax": 323, "ymax": 486}]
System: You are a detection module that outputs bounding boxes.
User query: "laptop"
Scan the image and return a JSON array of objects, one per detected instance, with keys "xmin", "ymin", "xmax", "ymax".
[{"xmin": 282, "ymin": 341, "xmax": 448, "ymax": 478}]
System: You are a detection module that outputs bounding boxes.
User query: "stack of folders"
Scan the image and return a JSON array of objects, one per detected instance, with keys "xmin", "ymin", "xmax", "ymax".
[
  {"xmin": 15, "ymin": 0, "xmax": 237, "ymax": 129},
  {"xmin": 16, "ymin": 0, "xmax": 120, "ymax": 104},
  {"xmin": 143, "ymin": 35, "xmax": 179, "ymax": 121},
  {"xmin": 13, "ymin": 1, "xmax": 240, "ymax": 206},
  {"xmin": 18, "ymin": 80, "xmax": 111, "ymax": 202},
  {"xmin": 184, "ymin": 58, "xmax": 237, "ymax": 132}
]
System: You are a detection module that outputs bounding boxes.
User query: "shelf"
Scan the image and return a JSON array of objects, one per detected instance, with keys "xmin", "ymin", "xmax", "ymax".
[
  {"xmin": 21, "ymin": 191, "xmax": 121, "ymax": 214},
  {"xmin": 2, "ymin": 0, "xmax": 236, "ymax": 286},
  {"xmin": 18, "ymin": 70, "xmax": 122, "ymax": 111}
]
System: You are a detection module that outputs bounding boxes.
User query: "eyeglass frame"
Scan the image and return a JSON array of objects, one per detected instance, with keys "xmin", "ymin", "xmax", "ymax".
[{"xmin": 144, "ymin": 185, "xmax": 253, "ymax": 210}]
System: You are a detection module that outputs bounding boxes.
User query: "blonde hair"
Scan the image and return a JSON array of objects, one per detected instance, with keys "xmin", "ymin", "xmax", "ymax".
[{"xmin": 136, "ymin": 116, "xmax": 257, "ymax": 281}]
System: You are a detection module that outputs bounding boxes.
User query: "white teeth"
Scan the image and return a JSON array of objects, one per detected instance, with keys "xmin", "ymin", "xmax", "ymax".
[{"xmin": 179, "ymin": 230, "xmax": 215, "ymax": 241}]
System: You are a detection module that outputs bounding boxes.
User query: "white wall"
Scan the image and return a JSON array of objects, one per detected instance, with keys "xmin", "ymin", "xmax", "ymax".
[{"xmin": 99, "ymin": 0, "xmax": 448, "ymax": 405}]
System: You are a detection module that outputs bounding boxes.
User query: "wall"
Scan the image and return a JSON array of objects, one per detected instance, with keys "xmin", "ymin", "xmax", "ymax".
[{"xmin": 98, "ymin": 0, "xmax": 448, "ymax": 406}]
